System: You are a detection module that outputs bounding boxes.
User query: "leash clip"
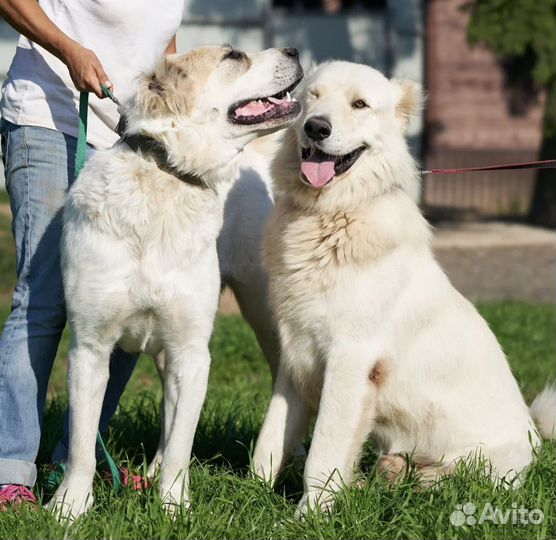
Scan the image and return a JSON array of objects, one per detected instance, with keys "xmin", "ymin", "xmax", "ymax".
[{"xmin": 100, "ymin": 82, "xmax": 121, "ymax": 106}]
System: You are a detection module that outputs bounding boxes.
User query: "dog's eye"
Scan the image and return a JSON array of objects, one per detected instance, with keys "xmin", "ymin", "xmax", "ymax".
[
  {"xmin": 308, "ymin": 89, "xmax": 319, "ymax": 98},
  {"xmin": 224, "ymin": 49, "xmax": 244, "ymax": 61},
  {"xmin": 352, "ymin": 99, "xmax": 369, "ymax": 109}
]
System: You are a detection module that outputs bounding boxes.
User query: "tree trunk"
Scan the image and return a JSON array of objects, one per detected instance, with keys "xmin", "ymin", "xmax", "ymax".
[{"xmin": 528, "ymin": 79, "xmax": 556, "ymax": 228}]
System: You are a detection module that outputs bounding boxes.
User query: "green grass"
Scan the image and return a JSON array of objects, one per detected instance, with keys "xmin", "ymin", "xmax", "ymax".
[{"xmin": 0, "ymin": 196, "xmax": 555, "ymax": 539}]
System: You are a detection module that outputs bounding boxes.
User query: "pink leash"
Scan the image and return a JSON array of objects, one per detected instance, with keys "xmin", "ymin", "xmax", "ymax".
[{"xmin": 421, "ymin": 159, "xmax": 556, "ymax": 175}]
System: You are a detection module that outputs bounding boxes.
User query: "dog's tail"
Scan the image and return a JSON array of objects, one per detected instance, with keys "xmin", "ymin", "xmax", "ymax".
[{"xmin": 530, "ymin": 385, "xmax": 556, "ymax": 440}]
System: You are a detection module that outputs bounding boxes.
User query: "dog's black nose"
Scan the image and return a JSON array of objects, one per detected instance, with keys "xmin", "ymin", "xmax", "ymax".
[
  {"xmin": 304, "ymin": 116, "xmax": 332, "ymax": 141},
  {"xmin": 282, "ymin": 47, "xmax": 299, "ymax": 60}
]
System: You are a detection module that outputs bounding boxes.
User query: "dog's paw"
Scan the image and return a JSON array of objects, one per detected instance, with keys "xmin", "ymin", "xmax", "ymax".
[
  {"xmin": 295, "ymin": 490, "xmax": 335, "ymax": 519},
  {"xmin": 160, "ymin": 484, "xmax": 190, "ymax": 519},
  {"xmin": 161, "ymin": 496, "xmax": 190, "ymax": 519},
  {"xmin": 46, "ymin": 487, "xmax": 93, "ymax": 522},
  {"xmin": 146, "ymin": 454, "xmax": 163, "ymax": 479},
  {"xmin": 249, "ymin": 463, "xmax": 272, "ymax": 485},
  {"xmin": 376, "ymin": 454, "xmax": 409, "ymax": 484},
  {"xmin": 295, "ymin": 493, "xmax": 310, "ymax": 520}
]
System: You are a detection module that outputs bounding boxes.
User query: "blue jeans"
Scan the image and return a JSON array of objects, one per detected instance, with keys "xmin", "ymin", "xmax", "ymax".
[{"xmin": 0, "ymin": 119, "xmax": 138, "ymax": 486}]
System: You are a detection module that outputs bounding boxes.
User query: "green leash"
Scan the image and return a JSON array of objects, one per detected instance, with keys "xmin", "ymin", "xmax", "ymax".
[
  {"xmin": 75, "ymin": 91, "xmax": 89, "ymax": 177},
  {"xmin": 75, "ymin": 85, "xmax": 123, "ymax": 495},
  {"xmin": 96, "ymin": 432, "xmax": 122, "ymax": 494},
  {"xmin": 75, "ymin": 83, "xmax": 119, "ymax": 176}
]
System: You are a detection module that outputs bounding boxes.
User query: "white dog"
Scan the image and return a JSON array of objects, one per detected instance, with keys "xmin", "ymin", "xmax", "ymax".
[
  {"xmin": 251, "ymin": 61, "xmax": 555, "ymax": 514},
  {"xmin": 49, "ymin": 45, "xmax": 303, "ymax": 519}
]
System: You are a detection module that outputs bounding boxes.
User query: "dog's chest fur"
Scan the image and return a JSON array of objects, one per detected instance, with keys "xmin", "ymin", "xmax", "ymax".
[
  {"xmin": 263, "ymin": 198, "xmax": 396, "ymax": 406},
  {"xmin": 64, "ymin": 147, "xmax": 228, "ymax": 354},
  {"xmin": 263, "ymin": 194, "xmax": 418, "ymax": 325},
  {"xmin": 69, "ymin": 149, "xmax": 225, "ymax": 262}
]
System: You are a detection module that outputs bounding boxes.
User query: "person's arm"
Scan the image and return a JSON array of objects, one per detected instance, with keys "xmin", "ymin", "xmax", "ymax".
[
  {"xmin": 0, "ymin": 0, "xmax": 111, "ymax": 98},
  {"xmin": 165, "ymin": 35, "xmax": 177, "ymax": 55}
]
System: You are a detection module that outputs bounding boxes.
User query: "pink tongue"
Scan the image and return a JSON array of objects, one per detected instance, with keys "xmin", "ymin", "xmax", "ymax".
[
  {"xmin": 301, "ymin": 156, "xmax": 336, "ymax": 188},
  {"xmin": 235, "ymin": 100, "xmax": 272, "ymax": 117}
]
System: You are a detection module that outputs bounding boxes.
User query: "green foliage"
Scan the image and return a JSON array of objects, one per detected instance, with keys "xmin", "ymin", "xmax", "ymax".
[{"xmin": 467, "ymin": 0, "xmax": 556, "ymax": 88}]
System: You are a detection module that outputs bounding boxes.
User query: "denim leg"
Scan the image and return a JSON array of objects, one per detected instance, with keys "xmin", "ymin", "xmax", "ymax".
[{"xmin": 0, "ymin": 122, "xmax": 74, "ymax": 485}]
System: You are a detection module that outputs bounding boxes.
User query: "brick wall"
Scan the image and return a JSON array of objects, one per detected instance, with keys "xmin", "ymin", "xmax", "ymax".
[{"xmin": 424, "ymin": 0, "xmax": 545, "ymax": 216}]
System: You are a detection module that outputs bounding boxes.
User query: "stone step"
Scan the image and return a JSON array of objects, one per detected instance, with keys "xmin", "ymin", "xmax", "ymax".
[{"xmin": 433, "ymin": 222, "xmax": 554, "ymax": 303}]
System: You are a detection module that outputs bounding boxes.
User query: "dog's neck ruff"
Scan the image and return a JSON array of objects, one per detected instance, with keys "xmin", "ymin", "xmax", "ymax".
[{"xmin": 117, "ymin": 118, "xmax": 208, "ymax": 189}]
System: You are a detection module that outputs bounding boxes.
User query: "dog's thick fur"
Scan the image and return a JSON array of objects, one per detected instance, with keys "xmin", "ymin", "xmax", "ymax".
[
  {"xmin": 49, "ymin": 46, "xmax": 302, "ymax": 519},
  {"xmin": 251, "ymin": 61, "xmax": 556, "ymax": 514}
]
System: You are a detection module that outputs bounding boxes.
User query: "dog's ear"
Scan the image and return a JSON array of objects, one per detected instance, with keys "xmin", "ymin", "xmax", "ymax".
[
  {"xmin": 135, "ymin": 57, "xmax": 175, "ymax": 119},
  {"xmin": 136, "ymin": 58, "xmax": 195, "ymax": 121},
  {"xmin": 148, "ymin": 73, "xmax": 165, "ymax": 96},
  {"xmin": 392, "ymin": 79, "xmax": 422, "ymax": 131}
]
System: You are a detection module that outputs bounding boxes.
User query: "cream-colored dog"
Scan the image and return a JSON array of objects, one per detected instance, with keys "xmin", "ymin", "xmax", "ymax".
[
  {"xmin": 252, "ymin": 61, "xmax": 555, "ymax": 514},
  {"xmin": 49, "ymin": 45, "xmax": 303, "ymax": 519}
]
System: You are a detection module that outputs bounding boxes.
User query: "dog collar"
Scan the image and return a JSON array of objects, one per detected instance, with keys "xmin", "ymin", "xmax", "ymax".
[{"xmin": 116, "ymin": 116, "xmax": 208, "ymax": 189}]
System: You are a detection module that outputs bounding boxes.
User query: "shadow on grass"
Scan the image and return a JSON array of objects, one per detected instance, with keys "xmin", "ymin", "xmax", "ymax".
[{"xmin": 37, "ymin": 390, "xmax": 309, "ymax": 501}]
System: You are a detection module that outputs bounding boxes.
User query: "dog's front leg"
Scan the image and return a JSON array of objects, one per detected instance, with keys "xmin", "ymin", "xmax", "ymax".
[
  {"xmin": 252, "ymin": 363, "xmax": 310, "ymax": 485},
  {"xmin": 147, "ymin": 351, "xmax": 167, "ymax": 478},
  {"xmin": 299, "ymin": 348, "xmax": 378, "ymax": 516},
  {"xmin": 47, "ymin": 340, "xmax": 111, "ymax": 520},
  {"xmin": 159, "ymin": 342, "xmax": 210, "ymax": 516}
]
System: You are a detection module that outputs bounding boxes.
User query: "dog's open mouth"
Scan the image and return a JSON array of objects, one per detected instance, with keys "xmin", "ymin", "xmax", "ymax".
[
  {"xmin": 300, "ymin": 146, "xmax": 365, "ymax": 188},
  {"xmin": 229, "ymin": 77, "xmax": 302, "ymax": 125}
]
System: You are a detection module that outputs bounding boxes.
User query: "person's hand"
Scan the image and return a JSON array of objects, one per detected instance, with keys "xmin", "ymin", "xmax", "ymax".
[{"xmin": 60, "ymin": 39, "xmax": 112, "ymax": 98}]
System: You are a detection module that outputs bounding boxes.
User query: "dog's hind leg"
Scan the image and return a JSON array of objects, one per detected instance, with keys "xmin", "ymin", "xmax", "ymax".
[
  {"xmin": 229, "ymin": 274, "xmax": 280, "ymax": 379},
  {"xmin": 147, "ymin": 351, "xmax": 167, "ymax": 478},
  {"xmin": 376, "ymin": 454, "xmax": 455, "ymax": 487},
  {"xmin": 217, "ymin": 164, "xmax": 281, "ymax": 380},
  {"xmin": 47, "ymin": 338, "xmax": 112, "ymax": 520},
  {"xmin": 252, "ymin": 364, "xmax": 310, "ymax": 485}
]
